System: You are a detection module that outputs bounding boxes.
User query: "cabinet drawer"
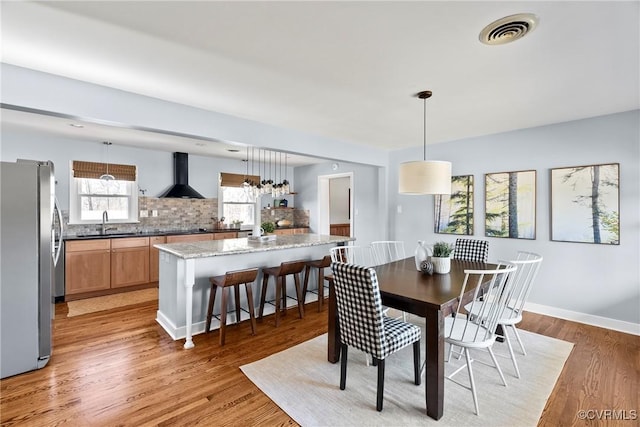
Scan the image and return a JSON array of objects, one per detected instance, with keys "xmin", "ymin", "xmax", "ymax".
[
  {"xmin": 66, "ymin": 239, "xmax": 111, "ymax": 252},
  {"xmin": 150, "ymin": 236, "xmax": 166, "ymax": 245},
  {"xmin": 111, "ymin": 237, "xmax": 150, "ymax": 249}
]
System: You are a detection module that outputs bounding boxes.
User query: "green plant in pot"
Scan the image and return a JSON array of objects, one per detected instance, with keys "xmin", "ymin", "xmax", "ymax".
[
  {"xmin": 431, "ymin": 241, "xmax": 454, "ymax": 274},
  {"xmin": 432, "ymin": 241, "xmax": 454, "ymax": 257},
  {"xmin": 261, "ymin": 221, "xmax": 275, "ymax": 234}
]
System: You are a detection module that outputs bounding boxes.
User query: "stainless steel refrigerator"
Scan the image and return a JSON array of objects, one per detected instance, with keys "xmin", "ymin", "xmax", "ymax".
[{"xmin": 1, "ymin": 159, "xmax": 62, "ymax": 378}]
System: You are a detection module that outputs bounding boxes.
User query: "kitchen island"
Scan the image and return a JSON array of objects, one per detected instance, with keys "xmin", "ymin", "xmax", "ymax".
[{"xmin": 155, "ymin": 234, "xmax": 353, "ymax": 348}]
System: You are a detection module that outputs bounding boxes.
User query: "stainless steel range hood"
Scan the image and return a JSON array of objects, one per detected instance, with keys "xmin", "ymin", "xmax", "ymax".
[{"xmin": 159, "ymin": 152, "xmax": 204, "ymax": 199}]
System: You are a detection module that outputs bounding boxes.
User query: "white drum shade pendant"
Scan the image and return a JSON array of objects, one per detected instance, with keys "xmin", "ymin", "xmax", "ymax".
[{"xmin": 398, "ymin": 91, "xmax": 452, "ymax": 195}]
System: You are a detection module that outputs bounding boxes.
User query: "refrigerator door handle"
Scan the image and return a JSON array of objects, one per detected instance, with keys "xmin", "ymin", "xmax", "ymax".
[{"xmin": 53, "ymin": 198, "xmax": 63, "ymax": 266}]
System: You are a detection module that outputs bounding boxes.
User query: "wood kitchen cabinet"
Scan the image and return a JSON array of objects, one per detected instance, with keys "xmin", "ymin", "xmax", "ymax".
[
  {"xmin": 274, "ymin": 228, "xmax": 308, "ymax": 236},
  {"xmin": 213, "ymin": 231, "xmax": 238, "ymax": 240},
  {"xmin": 149, "ymin": 236, "xmax": 166, "ymax": 283},
  {"xmin": 166, "ymin": 233, "xmax": 214, "ymax": 243},
  {"xmin": 111, "ymin": 237, "xmax": 150, "ymax": 288},
  {"xmin": 65, "ymin": 239, "xmax": 111, "ymax": 295}
]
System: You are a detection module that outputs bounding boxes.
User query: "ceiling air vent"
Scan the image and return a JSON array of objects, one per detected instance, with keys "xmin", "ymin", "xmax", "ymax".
[{"xmin": 479, "ymin": 13, "xmax": 539, "ymax": 45}]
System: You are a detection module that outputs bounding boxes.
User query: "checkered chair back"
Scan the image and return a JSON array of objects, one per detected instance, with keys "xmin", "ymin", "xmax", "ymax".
[
  {"xmin": 453, "ymin": 238, "xmax": 489, "ymax": 262},
  {"xmin": 331, "ymin": 262, "xmax": 386, "ymax": 357}
]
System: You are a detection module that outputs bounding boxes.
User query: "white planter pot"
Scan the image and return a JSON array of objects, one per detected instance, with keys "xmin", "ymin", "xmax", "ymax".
[{"xmin": 431, "ymin": 256, "xmax": 451, "ymax": 274}]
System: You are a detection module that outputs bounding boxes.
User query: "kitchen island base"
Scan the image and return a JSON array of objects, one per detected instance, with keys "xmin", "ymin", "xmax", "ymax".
[{"xmin": 155, "ymin": 235, "xmax": 352, "ymax": 348}]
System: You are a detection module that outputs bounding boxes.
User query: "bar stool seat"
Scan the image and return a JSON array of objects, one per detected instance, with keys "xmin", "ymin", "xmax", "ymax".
[
  {"xmin": 302, "ymin": 255, "xmax": 332, "ymax": 312},
  {"xmin": 206, "ymin": 268, "xmax": 259, "ymax": 345},
  {"xmin": 258, "ymin": 260, "xmax": 306, "ymax": 327}
]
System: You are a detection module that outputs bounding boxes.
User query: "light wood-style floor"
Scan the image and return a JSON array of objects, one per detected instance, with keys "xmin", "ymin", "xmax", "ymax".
[{"xmin": 1, "ymin": 299, "xmax": 637, "ymax": 426}]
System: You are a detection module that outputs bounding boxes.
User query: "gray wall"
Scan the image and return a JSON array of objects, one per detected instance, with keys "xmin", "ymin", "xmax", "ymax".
[
  {"xmin": 294, "ymin": 161, "xmax": 386, "ymax": 247},
  {"xmin": 1, "ymin": 63, "xmax": 638, "ymax": 331},
  {"xmin": 0, "ymin": 126, "xmax": 252, "ymax": 208},
  {"xmin": 389, "ymin": 110, "xmax": 640, "ymax": 326}
]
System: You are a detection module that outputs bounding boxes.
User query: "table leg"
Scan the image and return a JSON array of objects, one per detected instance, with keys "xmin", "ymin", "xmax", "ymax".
[
  {"xmin": 183, "ymin": 259, "xmax": 196, "ymax": 349},
  {"xmin": 425, "ymin": 308, "xmax": 444, "ymax": 419},
  {"xmin": 327, "ymin": 277, "xmax": 340, "ymax": 363}
]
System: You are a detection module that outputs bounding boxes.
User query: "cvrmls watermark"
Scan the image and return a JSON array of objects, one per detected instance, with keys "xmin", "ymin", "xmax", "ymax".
[{"xmin": 577, "ymin": 409, "xmax": 637, "ymax": 421}]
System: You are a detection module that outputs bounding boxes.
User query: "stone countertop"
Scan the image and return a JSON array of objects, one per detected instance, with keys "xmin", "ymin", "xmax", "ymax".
[
  {"xmin": 155, "ymin": 234, "xmax": 353, "ymax": 260},
  {"xmin": 63, "ymin": 228, "xmax": 242, "ymax": 241}
]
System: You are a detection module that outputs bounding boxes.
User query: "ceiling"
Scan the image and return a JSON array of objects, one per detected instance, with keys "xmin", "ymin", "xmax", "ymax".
[{"xmin": 1, "ymin": 1, "xmax": 638, "ymax": 164}]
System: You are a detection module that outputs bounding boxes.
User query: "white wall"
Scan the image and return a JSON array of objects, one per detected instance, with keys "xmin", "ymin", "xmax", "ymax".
[{"xmin": 389, "ymin": 110, "xmax": 640, "ymax": 329}]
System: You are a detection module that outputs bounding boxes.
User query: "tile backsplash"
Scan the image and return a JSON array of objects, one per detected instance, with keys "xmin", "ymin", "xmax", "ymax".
[{"xmin": 63, "ymin": 197, "xmax": 309, "ymax": 236}]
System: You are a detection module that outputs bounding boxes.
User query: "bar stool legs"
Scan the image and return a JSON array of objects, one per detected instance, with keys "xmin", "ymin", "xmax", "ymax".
[
  {"xmin": 302, "ymin": 255, "xmax": 332, "ymax": 312},
  {"xmin": 258, "ymin": 260, "xmax": 306, "ymax": 327},
  {"xmin": 206, "ymin": 268, "xmax": 258, "ymax": 346}
]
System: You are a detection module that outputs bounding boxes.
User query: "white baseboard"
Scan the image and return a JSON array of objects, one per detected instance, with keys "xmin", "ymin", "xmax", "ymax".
[{"xmin": 524, "ymin": 302, "xmax": 640, "ymax": 336}]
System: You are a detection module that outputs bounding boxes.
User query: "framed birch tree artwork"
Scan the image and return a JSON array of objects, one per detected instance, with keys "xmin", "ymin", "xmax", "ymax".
[
  {"xmin": 551, "ymin": 163, "xmax": 619, "ymax": 244},
  {"xmin": 485, "ymin": 170, "xmax": 536, "ymax": 239},
  {"xmin": 434, "ymin": 175, "xmax": 474, "ymax": 235}
]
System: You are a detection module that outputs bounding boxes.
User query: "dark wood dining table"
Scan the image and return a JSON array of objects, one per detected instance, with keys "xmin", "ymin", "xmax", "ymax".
[{"xmin": 327, "ymin": 257, "xmax": 494, "ymax": 420}]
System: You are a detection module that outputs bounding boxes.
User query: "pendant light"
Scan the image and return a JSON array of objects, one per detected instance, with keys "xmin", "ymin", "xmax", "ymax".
[
  {"xmin": 398, "ymin": 90, "xmax": 451, "ymax": 195},
  {"xmin": 100, "ymin": 141, "xmax": 115, "ymax": 181}
]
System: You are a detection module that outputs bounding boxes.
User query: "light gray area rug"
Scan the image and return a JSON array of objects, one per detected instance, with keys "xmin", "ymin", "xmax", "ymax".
[{"xmin": 241, "ymin": 326, "xmax": 573, "ymax": 426}]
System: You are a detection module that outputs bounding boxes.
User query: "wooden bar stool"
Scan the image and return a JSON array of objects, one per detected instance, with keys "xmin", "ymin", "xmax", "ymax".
[
  {"xmin": 206, "ymin": 268, "xmax": 258, "ymax": 345},
  {"xmin": 302, "ymin": 255, "xmax": 332, "ymax": 312},
  {"xmin": 258, "ymin": 260, "xmax": 306, "ymax": 327}
]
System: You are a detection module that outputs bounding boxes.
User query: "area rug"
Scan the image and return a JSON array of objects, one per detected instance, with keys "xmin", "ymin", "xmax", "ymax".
[
  {"xmin": 241, "ymin": 326, "xmax": 573, "ymax": 426},
  {"xmin": 66, "ymin": 288, "xmax": 158, "ymax": 317}
]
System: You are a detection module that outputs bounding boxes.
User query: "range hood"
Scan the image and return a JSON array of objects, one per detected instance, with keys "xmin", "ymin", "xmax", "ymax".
[{"xmin": 159, "ymin": 152, "xmax": 204, "ymax": 199}]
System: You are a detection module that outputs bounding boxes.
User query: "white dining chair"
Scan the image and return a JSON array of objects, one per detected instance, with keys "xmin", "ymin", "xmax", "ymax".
[
  {"xmin": 370, "ymin": 241, "xmax": 406, "ymax": 265},
  {"xmin": 445, "ymin": 262, "xmax": 517, "ymax": 415},
  {"xmin": 371, "ymin": 241, "xmax": 408, "ymax": 321},
  {"xmin": 465, "ymin": 251, "xmax": 543, "ymax": 378},
  {"xmin": 330, "ymin": 245, "xmax": 376, "ymax": 267}
]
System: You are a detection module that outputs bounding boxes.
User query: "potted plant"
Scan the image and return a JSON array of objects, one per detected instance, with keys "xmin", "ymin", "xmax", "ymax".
[
  {"xmin": 431, "ymin": 241, "xmax": 454, "ymax": 274},
  {"xmin": 261, "ymin": 221, "xmax": 275, "ymax": 234}
]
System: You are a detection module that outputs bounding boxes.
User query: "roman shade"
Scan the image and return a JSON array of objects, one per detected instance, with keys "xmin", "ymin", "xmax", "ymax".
[{"xmin": 72, "ymin": 161, "xmax": 137, "ymax": 181}]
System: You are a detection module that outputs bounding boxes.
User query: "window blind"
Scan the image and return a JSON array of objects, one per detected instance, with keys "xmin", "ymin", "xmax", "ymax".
[{"xmin": 72, "ymin": 161, "xmax": 137, "ymax": 181}]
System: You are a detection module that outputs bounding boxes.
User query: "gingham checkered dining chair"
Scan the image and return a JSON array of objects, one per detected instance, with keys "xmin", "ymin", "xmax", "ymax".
[
  {"xmin": 453, "ymin": 238, "xmax": 489, "ymax": 263},
  {"xmin": 331, "ymin": 262, "xmax": 421, "ymax": 412}
]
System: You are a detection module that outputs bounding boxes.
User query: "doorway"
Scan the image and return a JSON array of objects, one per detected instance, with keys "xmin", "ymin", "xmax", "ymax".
[{"xmin": 317, "ymin": 172, "xmax": 353, "ymax": 236}]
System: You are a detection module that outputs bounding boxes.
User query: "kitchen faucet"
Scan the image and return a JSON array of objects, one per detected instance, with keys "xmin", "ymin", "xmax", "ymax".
[{"xmin": 101, "ymin": 210, "xmax": 109, "ymax": 234}]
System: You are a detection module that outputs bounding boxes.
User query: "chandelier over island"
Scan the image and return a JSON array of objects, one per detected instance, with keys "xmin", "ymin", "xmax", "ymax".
[{"xmin": 242, "ymin": 147, "xmax": 291, "ymax": 202}]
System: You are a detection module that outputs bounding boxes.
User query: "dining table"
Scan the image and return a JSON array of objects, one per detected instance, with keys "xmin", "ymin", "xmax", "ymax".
[{"xmin": 327, "ymin": 257, "xmax": 495, "ymax": 420}]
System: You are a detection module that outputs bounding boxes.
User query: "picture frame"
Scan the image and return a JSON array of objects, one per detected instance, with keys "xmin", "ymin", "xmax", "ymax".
[
  {"xmin": 550, "ymin": 163, "xmax": 619, "ymax": 244},
  {"xmin": 434, "ymin": 175, "xmax": 474, "ymax": 235},
  {"xmin": 485, "ymin": 170, "xmax": 536, "ymax": 239}
]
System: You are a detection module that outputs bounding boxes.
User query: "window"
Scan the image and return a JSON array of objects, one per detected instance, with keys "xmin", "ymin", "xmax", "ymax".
[
  {"xmin": 219, "ymin": 172, "xmax": 260, "ymax": 227},
  {"xmin": 69, "ymin": 161, "xmax": 138, "ymax": 224}
]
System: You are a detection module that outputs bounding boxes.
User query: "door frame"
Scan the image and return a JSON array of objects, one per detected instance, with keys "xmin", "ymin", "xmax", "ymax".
[{"xmin": 317, "ymin": 172, "xmax": 353, "ymax": 236}]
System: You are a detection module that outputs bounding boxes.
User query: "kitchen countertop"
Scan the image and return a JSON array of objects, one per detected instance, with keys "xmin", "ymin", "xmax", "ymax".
[
  {"xmin": 155, "ymin": 233, "xmax": 350, "ymax": 260},
  {"xmin": 64, "ymin": 228, "xmax": 238, "ymax": 241},
  {"xmin": 63, "ymin": 226, "xmax": 310, "ymax": 241}
]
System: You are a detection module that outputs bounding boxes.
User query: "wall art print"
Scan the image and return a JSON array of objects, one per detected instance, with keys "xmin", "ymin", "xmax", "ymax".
[
  {"xmin": 434, "ymin": 175, "xmax": 474, "ymax": 235},
  {"xmin": 551, "ymin": 163, "xmax": 619, "ymax": 245},
  {"xmin": 485, "ymin": 170, "xmax": 536, "ymax": 239}
]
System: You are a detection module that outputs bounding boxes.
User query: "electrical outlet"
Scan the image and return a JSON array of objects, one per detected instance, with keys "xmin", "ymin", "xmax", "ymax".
[
  {"xmin": 140, "ymin": 210, "xmax": 148, "ymax": 218},
  {"xmin": 152, "ymin": 210, "xmax": 158, "ymax": 217}
]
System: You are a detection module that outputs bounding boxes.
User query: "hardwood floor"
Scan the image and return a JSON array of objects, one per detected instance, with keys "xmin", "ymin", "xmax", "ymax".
[{"xmin": 1, "ymin": 301, "xmax": 637, "ymax": 426}]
